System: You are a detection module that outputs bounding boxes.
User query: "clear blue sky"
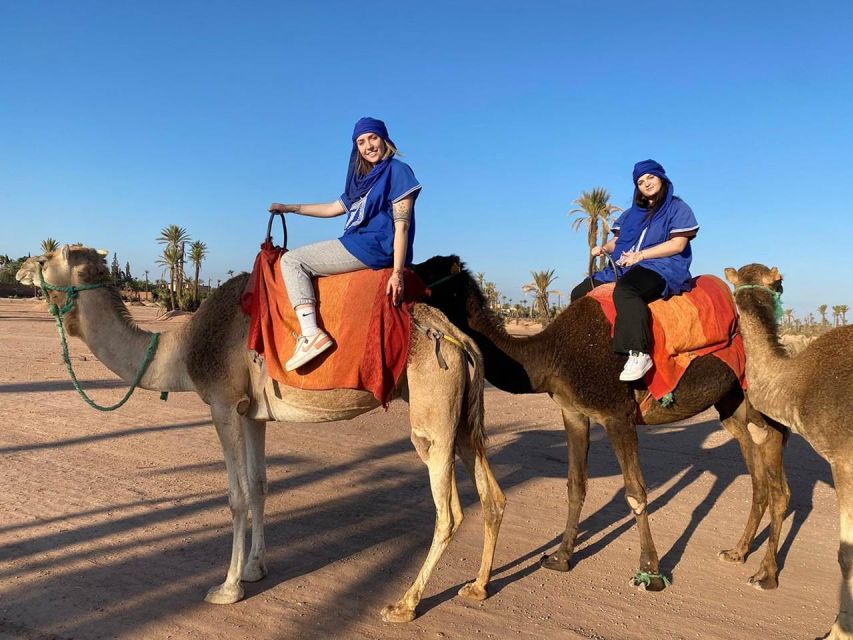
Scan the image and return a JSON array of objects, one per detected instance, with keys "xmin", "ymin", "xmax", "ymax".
[{"xmin": 2, "ymin": 1, "xmax": 851, "ymax": 316}]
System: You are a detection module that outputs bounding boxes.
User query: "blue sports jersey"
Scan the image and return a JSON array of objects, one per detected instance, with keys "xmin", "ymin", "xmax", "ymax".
[{"xmin": 338, "ymin": 159, "xmax": 421, "ymax": 269}]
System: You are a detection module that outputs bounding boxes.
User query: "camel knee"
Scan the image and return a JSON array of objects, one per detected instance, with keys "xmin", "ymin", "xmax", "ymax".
[
  {"xmin": 227, "ymin": 488, "xmax": 248, "ymax": 516},
  {"xmin": 626, "ymin": 494, "xmax": 647, "ymax": 516},
  {"xmin": 747, "ymin": 420, "xmax": 769, "ymax": 444},
  {"xmin": 411, "ymin": 432, "xmax": 431, "ymax": 462}
]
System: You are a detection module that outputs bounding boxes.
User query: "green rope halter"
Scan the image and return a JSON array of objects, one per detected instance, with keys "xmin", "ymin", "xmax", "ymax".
[
  {"xmin": 734, "ymin": 284, "xmax": 784, "ymax": 324},
  {"xmin": 38, "ymin": 262, "xmax": 166, "ymax": 411}
]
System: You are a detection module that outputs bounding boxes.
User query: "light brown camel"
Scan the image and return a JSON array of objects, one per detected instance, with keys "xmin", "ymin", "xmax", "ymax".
[
  {"xmin": 725, "ymin": 263, "xmax": 853, "ymax": 640},
  {"xmin": 414, "ymin": 255, "xmax": 788, "ymax": 591},
  {"xmin": 16, "ymin": 244, "xmax": 506, "ymax": 623}
]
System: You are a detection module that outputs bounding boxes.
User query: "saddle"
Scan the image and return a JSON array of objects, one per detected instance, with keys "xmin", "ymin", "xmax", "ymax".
[
  {"xmin": 586, "ymin": 275, "xmax": 746, "ymax": 399},
  {"xmin": 241, "ymin": 247, "xmax": 425, "ymax": 406}
]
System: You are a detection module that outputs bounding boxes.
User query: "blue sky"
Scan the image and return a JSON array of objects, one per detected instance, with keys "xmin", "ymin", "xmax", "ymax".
[{"xmin": 2, "ymin": 1, "xmax": 851, "ymax": 316}]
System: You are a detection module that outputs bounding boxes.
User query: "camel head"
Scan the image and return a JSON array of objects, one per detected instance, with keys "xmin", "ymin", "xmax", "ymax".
[
  {"xmin": 724, "ymin": 263, "xmax": 785, "ymax": 327},
  {"xmin": 724, "ymin": 263, "xmax": 784, "ymax": 292},
  {"xmin": 413, "ymin": 255, "xmax": 486, "ymax": 328},
  {"xmin": 16, "ymin": 244, "xmax": 111, "ymax": 290}
]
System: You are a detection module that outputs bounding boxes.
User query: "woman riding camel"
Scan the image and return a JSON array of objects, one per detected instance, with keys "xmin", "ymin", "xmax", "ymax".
[
  {"xmin": 570, "ymin": 159, "xmax": 699, "ymax": 382},
  {"xmin": 269, "ymin": 117, "xmax": 421, "ymax": 372}
]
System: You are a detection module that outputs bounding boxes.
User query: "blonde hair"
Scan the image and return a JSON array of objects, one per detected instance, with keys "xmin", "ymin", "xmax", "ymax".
[{"xmin": 356, "ymin": 138, "xmax": 399, "ymax": 176}]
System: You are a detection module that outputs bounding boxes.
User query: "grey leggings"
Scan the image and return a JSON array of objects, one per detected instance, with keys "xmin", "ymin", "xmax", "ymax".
[{"xmin": 280, "ymin": 239, "xmax": 367, "ymax": 307}]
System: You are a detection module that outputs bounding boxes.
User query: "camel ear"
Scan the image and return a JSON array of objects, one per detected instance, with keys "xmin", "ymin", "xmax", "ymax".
[
  {"xmin": 451, "ymin": 262, "xmax": 461, "ymax": 275},
  {"xmin": 60, "ymin": 244, "xmax": 70, "ymax": 261},
  {"xmin": 96, "ymin": 249, "xmax": 109, "ymax": 257},
  {"xmin": 761, "ymin": 267, "xmax": 782, "ymax": 287},
  {"xmin": 724, "ymin": 268, "xmax": 740, "ymax": 286}
]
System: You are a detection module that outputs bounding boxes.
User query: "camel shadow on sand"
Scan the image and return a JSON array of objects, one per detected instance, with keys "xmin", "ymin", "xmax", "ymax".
[{"xmin": 0, "ymin": 412, "xmax": 833, "ymax": 638}]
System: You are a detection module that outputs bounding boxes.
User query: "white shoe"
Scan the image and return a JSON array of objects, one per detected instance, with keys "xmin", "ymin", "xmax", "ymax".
[
  {"xmin": 619, "ymin": 351, "xmax": 653, "ymax": 382},
  {"xmin": 285, "ymin": 330, "xmax": 334, "ymax": 372}
]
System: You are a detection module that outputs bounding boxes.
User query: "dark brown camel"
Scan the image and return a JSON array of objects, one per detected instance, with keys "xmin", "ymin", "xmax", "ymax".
[
  {"xmin": 725, "ymin": 263, "xmax": 853, "ymax": 639},
  {"xmin": 414, "ymin": 255, "xmax": 789, "ymax": 591}
]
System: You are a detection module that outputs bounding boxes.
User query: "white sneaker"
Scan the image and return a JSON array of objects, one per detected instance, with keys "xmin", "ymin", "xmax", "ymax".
[
  {"xmin": 285, "ymin": 330, "xmax": 334, "ymax": 372},
  {"xmin": 619, "ymin": 351, "xmax": 653, "ymax": 382}
]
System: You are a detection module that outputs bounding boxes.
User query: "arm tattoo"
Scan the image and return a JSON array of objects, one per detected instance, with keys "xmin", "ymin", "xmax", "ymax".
[{"xmin": 392, "ymin": 198, "xmax": 413, "ymax": 223}]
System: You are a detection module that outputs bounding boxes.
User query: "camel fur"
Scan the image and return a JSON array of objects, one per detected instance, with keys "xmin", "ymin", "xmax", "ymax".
[
  {"xmin": 726, "ymin": 263, "xmax": 853, "ymax": 639},
  {"xmin": 17, "ymin": 244, "xmax": 506, "ymax": 623},
  {"xmin": 414, "ymin": 255, "xmax": 789, "ymax": 591}
]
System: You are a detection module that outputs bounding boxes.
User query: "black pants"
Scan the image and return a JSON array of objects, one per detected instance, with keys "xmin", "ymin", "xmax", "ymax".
[{"xmin": 570, "ymin": 266, "xmax": 666, "ymax": 354}]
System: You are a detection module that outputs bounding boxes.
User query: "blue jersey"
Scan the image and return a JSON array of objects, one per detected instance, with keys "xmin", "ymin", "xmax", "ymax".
[
  {"xmin": 338, "ymin": 159, "xmax": 421, "ymax": 269},
  {"xmin": 597, "ymin": 197, "xmax": 699, "ymax": 297}
]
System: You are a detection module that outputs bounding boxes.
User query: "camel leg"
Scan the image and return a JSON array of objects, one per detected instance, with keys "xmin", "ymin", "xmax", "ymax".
[
  {"xmin": 455, "ymin": 438, "xmax": 507, "ymax": 601},
  {"xmin": 205, "ymin": 403, "xmax": 250, "ymax": 604},
  {"xmin": 603, "ymin": 418, "xmax": 666, "ymax": 591},
  {"xmin": 715, "ymin": 398, "xmax": 789, "ymax": 590},
  {"xmin": 715, "ymin": 400, "xmax": 768, "ymax": 563},
  {"xmin": 241, "ymin": 417, "xmax": 269, "ymax": 582},
  {"xmin": 381, "ymin": 429, "xmax": 457, "ymax": 623},
  {"xmin": 746, "ymin": 414, "xmax": 789, "ymax": 590},
  {"xmin": 542, "ymin": 409, "xmax": 590, "ymax": 572},
  {"xmin": 826, "ymin": 462, "xmax": 853, "ymax": 640}
]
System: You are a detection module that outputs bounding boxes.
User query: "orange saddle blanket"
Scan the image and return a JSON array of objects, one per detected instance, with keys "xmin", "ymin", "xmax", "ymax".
[
  {"xmin": 241, "ymin": 247, "xmax": 424, "ymax": 405},
  {"xmin": 587, "ymin": 275, "xmax": 746, "ymax": 399}
]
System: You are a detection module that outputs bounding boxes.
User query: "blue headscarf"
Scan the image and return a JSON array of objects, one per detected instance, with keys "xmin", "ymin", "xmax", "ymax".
[
  {"xmin": 343, "ymin": 117, "xmax": 396, "ymax": 205},
  {"xmin": 632, "ymin": 159, "xmax": 673, "ymax": 216}
]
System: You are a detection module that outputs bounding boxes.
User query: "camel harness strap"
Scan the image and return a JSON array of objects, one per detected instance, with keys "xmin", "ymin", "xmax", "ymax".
[
  {"xmin": 411, "ymin": 318, "xmax": 474, "ymax": 370},
  {"xmin": 38, "ymin": 263, "xmax": 166, "ymax": 411}
]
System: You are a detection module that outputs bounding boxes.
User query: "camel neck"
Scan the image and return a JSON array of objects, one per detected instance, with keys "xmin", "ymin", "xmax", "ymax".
[
  {"xmin": 467, "ymin": 309, "xmax": 545, "ymax": 394},
  {"xmin": 73, "ymin": 288, "xmax": 195, "ymax": 392}
]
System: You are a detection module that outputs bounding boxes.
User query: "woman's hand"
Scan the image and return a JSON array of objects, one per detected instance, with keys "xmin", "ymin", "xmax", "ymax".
[
  {"xmin": 617, "ymin": 250, "xmax": 645, "ymax": 267},
  {"xmin": 591, "ymin": 245, "xmax": 608, "ymax": 257},
  {"xmin": 386, "ymin": 270, "xmax": 404, "ymax": 307},
  {"xmin": 269, "ymin": 203, "xmax": 298, "ymax": 214}
]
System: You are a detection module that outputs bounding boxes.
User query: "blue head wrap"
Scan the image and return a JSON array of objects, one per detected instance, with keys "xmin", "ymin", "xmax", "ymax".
[
  {"xmin": 343, "ymin": 117, "xmax": 396, "ymax": 204},
  {"xmin": 632, "ymin": 159, "xmax": 668, "ymax": 184}
]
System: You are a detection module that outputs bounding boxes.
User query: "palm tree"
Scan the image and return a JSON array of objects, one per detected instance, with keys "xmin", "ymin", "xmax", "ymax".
[
  {"xmin": 839, "ymin": 305, "xmax": 849, "ymax": 326},
  {"xmin": 189, "ymin": 240, "xmax": 208, "ymax": 306},
  {"xmin": 227, "ymin": 270, "xmax": 235, "ymax": 281},
  {"xmin": 476, "ymin": 272, "xmax": 485, "ymax": 290},
  {"xmin": 783, "ymin": 309, "xmax": 794, "ymax": 327},
  {"xmin": 523, "ymin": 269, "xmax": 558, "ymax": 325},
  {"xmin": 157, "ymin": 225, "xmax": 191, "ymax": 308},
  {"xmin": 818, "ymin": 304, "xmax": 828, "ymax": 326},
  {"xmin": 40, "ymin": 238, "xmax": 60, "ymax": 254},
  {"xmin": 569, "ymin": 188, "xmax": 622, "ymax": 271},
  {"xmin": 156, "ymin": 245, "xmax": 180, "ymax": 309},
  {"xmin": 832, "ymin": 305, "xmax": 842, "ymax": 327}
]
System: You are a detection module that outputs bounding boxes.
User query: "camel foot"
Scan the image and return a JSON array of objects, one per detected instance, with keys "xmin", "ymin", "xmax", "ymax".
[
  {"xmin": 630, "ymin": 572, "xmax": 668, "ymax": 592},
  {"xmin": 747, "ymin": 568, "xmax": 778, "ymax": 590},
  {"xmin": 381, "ymin": 602, "xmax": 417, "ymax": 623},
  {"xmin": 822, "ymin": 619, "xmax": 853, "ymax": 639},
  {"xmin": 458, "ymin": 581, "xmax": 488, "ymax": 601},
  {"xmin": 717, "ymin": 548, "xmax": 747, "ymax": 564},
  {"xmin": 241, "ymin": 561, "xmax": 268, "ymax": 583},
  {"xmin": 540, "ymin": 552, "xmax": 571, "ymax": 572},
  {"xmin": 204, "ymin": 582, "xmax": 244, "ymax": 604}
]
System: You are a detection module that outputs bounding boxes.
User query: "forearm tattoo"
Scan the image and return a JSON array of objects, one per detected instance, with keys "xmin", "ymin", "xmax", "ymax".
[{"xmin": 392, "ymin": 198, "xmax": 413, "ymax": 223}]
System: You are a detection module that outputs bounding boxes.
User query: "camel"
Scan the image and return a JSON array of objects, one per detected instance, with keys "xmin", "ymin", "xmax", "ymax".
[
  {"xmin": 16, "ymin": 244, "xmax": 506, "ymax": 623},
  {"xmin": 413, "ymin": 255, "xmax": 789, "ymax": 591},
  {"xmin": 725, "ymin": 263, "xmax": 853, "ymax": 640}
]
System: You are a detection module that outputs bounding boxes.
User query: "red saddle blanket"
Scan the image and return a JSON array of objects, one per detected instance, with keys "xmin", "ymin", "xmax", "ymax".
[
  {"xmin": 587, "ymin": 275, "xmax": 746, "ymax": 399},
  {"xmin": 241, "ymin": 244, "xmax": 425, "ymax": 406}
]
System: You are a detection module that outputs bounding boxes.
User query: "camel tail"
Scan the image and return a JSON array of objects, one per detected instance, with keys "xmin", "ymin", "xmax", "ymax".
[{"xmin": 446, "ymin": 323, "xmax": 487, "ymax": 457}]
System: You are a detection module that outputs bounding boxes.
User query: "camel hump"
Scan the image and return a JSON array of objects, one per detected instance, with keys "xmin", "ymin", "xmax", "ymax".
[{"xmin": 587, "ymin": 275, "xmax": 744, "ymax": 400}]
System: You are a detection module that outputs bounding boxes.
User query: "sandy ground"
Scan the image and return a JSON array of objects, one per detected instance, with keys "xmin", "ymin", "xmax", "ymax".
[{"xmin": 0, "ymin": 298, "xmax": 841, "ymax": 640}]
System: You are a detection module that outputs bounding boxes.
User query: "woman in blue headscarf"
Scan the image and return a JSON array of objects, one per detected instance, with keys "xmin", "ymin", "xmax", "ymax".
[
  {"xmin": 269, "ymin": 117, "xmax": 421, "ymax": 372},
  {"xmin": 569, "ymin": 159, "xmax": 699, "ymax": 382}
]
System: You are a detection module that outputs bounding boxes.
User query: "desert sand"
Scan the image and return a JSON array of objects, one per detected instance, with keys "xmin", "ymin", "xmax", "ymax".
[{"xmin": 0, "ymin": 298, "xmax": 839, "ymax": 639}]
